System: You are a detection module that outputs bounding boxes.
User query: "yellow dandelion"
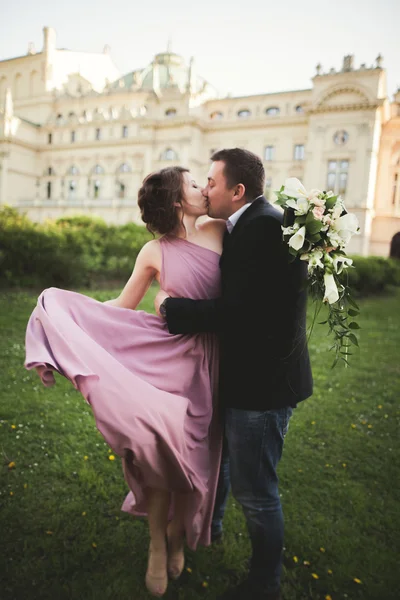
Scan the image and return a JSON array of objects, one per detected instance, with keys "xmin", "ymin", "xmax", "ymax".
[
  {"xmin": 319, "ymin": 547, "xmax": 326, "ymax": 553},
  {"xmin": 325, "ymin": 596, "xmax": 332, "ymax": 600},
  {"xmin": 82, "ymin": 512, "xmax": 86, "ymax": 516},
  {"xmin": 46, "ymin": 531, "xmax": 53, "ymax": 535},
  {"xmin": 361, "ymin": 420, "xmax": 367, "ymax": 425},
  {"xmin": 311, "ymin": 421, "xmax": 316, "ymax": 425},
  {"xmin": 353, "ymin": 578, "xmax": 362, "ymax": 584},
  {"xmin": 108, "ymin": 455, "xmax": 115, "ymax": 461},
  {"xmin": 10, "ymin": 491, "xmax": 14, "ymax": 496},
  {"xmin": 298, "ymin": 469, "xmax": 303, "ymax": 473},
  {"xmin": 92, "ymin": 542, "xmax": 97, "ymax": 548},
  {"xmin": 84, "ymin": 456, "xmax": 89, "ymax": 460},
  {"xmin": 303, "ymin": 560, "xmax": 310, "ymax": 566},
  {"xmin": 11, "ymin": 424, "xmax": 16, "ymax": 429},
  {"xmin": 108, "ymin": 449, "xmax": 112, "ymax": 453},
  {"xmin": 24, "ymin": 483, "xmax": 28, "ymax": 489},
  {"xmin": 202, "ymin": 581, "xmax": 209, "ymax": 588},
  {"xmin": 368, "ymin": 424, "xmax": 373, "ymax": 429},
  {"xmin": 351, "ymin": 424, "xmax": 356, "ymax": 429},
  {"xmin": 311, "ymin": 573, "xmax": 319, "ymax": 579},
  {"xmin": 186, "ymin": 567, "xmax": 192, "ymax": 573},
  {"xmin": 325, "ymin": 463, "xmax": 330, "ymax": 467},
  {"xmin": 8, "ymin": 461, "xmax": 16, "ymax": 469},
  {"xmin": 293, "ymin": 556, "xmax": 298, "ymax": 563},
  {"xmin": 342, "ymin": 463, "xmax": 347, "ymax": 468},
  {"xmin": 328, "ymin": 569, "xmax": 333, "ymax": 575},
  {"xmin": 377, "ymin": 405, "xmax": 382, "ymax": 409}
]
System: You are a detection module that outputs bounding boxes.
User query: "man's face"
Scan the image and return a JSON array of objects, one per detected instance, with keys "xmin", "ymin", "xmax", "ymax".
[{"xmin": 203, "ymin": 161, "xmax": 237, "ymax": 220}]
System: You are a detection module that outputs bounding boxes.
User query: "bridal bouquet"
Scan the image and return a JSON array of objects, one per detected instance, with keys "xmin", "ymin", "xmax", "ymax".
[{"xmin": 274, "ymin": 178, "xmax": 360, "ymax": 367}]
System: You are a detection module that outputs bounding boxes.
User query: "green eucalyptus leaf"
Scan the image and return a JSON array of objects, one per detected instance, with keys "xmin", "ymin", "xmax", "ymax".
[
  {"xmin": 348, "ymin": 309, "xmax": 359, "ymax": 317},
  {"xmin": 348, "ymin": 334, "xmax": 359, "ymax": 346},
  {"xmin": 349, "ymin": 322, "xmax": 360, "ymax": 330}
]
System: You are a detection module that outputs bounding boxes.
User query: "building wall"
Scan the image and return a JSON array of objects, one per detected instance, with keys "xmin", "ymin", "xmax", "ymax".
[{"xmin": 1, "ymin": 33, "xmax": 400, "ymax": 256}]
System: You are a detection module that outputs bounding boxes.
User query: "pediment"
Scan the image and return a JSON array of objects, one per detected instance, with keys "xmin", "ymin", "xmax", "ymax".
[{"xmin": 318, "ymin": 86, "xmax": 370, "ymax": 109}]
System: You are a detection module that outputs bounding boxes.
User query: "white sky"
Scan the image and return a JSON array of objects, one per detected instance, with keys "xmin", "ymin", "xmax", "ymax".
[{"xmin": 1, "ymin": 0, "xmax": 399, "ymax": 98}]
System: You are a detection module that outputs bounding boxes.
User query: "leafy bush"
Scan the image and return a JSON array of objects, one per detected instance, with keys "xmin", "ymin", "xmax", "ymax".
[
  {"xmin": 0, "ymin": 208, "xmax": 152, "ymax": 289},
  {"xmin": 347, "ymin": 255, "xmax": 400, "ymax": 295}
]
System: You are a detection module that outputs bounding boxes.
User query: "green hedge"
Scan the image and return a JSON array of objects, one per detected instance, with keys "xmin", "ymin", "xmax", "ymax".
[
  {"xmin": 1, "ymin": 207, "xmax": 400, "ymax": 294},
  {"xmin": 347, "ymin": 255, "xmax": 400, "ymax": 296},
  {"xmin": 0, "ymin": 207, "xmax": 152, "ymax": 289}
]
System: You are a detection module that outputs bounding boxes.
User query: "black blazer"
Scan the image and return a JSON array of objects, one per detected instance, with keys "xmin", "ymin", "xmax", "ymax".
[{"xmin": 165, "ymin": 197, "xmax": 313, "ymax": 411}]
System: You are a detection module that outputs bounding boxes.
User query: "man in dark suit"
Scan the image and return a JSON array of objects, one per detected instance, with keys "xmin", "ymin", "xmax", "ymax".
[{"xmin": 155, "ymin": 148, "xmax": 313, "ymax": 600}]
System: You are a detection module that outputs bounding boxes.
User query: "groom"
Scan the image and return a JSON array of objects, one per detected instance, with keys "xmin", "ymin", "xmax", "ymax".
[{"xmin": 155, "ymin": 148, "xmax": 313, "ymax": 599}]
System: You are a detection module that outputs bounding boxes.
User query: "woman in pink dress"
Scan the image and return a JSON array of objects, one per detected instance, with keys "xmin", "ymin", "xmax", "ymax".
[{"xmin": 25, "ymin": 167, "xmax": 225, "ymax": 597}]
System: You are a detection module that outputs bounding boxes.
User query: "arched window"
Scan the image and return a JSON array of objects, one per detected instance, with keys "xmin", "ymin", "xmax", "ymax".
[
  {"xmin": 210, "ymin": 111, "xmax": 223, "ymax": 120},
  {"xmin": 165, "ymin": 108, "xmax": 177, "ymax": 118},
  {"xmin": 266, "ymin": 107, "xmax": 280, "ymax": 116},
  {"xmin": 295, "ymin": 105, "xmax": 304, "ymax": 113},
  {"xmin": 56, "ymin": 114, "xmax": 63, "ymax": 126},
  {"xmin": 92, "ymin": 164, "xmax": 104, "ymax": 175},
  {"xmin": 160, "ymin": 148, "xmax": 178, "ymax": 161},
  {"xmin": 68, "ymin": 165, "xmax": 80, "ymax": 176},
  {"xmin": 118, "ymin": 163, "xmax": 131, "ymax": 173},
  {"xmin": 237, "ymin": 109, "xmax": 251, "ymax": 118},
  {"xmin": 47, "ymin": 167, "xmax": 54, "ymax": 176}
]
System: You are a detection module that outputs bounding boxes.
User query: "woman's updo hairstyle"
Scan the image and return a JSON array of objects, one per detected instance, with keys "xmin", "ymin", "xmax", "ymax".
[{"xmin": 138, "ymin": 166, "xmax": 188, "ymax": 235}]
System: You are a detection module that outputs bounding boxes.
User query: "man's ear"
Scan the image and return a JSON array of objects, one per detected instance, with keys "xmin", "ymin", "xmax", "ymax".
[{"xmin": 233, "ymin": 184, "xmax": 246, "ymax": 202}]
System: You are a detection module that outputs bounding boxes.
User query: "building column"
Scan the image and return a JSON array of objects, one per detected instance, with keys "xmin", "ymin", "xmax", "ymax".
[{"xmin": 0, "ymin": 151, "xmax": 9, "ymax": 206}]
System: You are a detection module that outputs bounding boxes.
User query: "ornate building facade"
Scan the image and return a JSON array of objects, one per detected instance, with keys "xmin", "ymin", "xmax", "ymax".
[{"xmin": 1, "ymin": 27, "xmax": 399, "ymax": 255}]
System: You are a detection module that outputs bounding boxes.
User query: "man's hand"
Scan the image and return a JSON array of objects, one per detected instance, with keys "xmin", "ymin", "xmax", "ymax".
[{"xmin": 155, "ymin": 289, "xmax": 170, "ymax": 317}]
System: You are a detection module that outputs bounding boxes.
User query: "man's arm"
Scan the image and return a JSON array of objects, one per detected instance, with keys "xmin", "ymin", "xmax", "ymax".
[{"xmin": 157, "ymin": 216, "xmax": 287, "ymax": 335}]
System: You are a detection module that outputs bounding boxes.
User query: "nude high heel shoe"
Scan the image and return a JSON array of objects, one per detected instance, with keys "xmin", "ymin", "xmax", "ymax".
[
  {"xmin": 145, "ymin": 543, "xmax": 168, "ymax": 597},
  {"xmin": 167, "ymin": 532, "xmax": 185, "ymax": 580}
]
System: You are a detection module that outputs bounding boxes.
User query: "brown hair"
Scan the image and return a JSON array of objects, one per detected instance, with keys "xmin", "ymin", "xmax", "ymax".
[
  {"xmin": 138, "ymin": 166, "xmax": 188, "ymax": 235},
  {"xmin": 211, "ymin": 148, "xmax": 265, "ymax": 201}
]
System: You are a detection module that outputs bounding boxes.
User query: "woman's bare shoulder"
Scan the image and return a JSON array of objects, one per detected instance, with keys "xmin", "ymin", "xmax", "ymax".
[{"xmin": 198, "ymin": 218, "xmax": 226, "ymax": 237}]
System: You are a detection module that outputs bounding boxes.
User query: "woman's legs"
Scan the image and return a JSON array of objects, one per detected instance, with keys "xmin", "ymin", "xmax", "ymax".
[
  {"xmin": 167, "ymin": 492, "xmax": 186, "ymax": 579},
  {"xmin": 146, "ymin": 488, "xmax": 170, "ymax": 597}
]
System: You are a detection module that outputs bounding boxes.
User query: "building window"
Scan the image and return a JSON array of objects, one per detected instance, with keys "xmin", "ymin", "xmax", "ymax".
[
  {"xmin": 122, "ymin": 125, "xmax": 128, "ymax": 138},
  {"xmin": 47, "ymin": 181, "xmax": 52, "ymax": 199},
  {"xmin": 71, "ymin": 130, "xmax": 76, "ymax": 143},
  {"xmin": 118, "ymin": 163, "xmax": 131, "ymax": 173},
  {"xmin": 56, "ymin": 114, "xmax": 63, "ymax": 126},
  {"xmin": 265, "ymin": 177, "xmax": 272, "ymax": 200},
  {"xmin": 237, "ymin": 109, "xmax": 251, "ymax": 118},
  {"xmin": 94, "ymin": 180, "xmax": 101, "ymax": 199},
  {"xmin": 326, "ymin": 160, "xmax": 349, "ymax": 196},
  {"xmin": 48, "ymin": 133, "xmax": 52, "ymax": 144},
  {"xmin": 93, "ymin": 164, "xmax": 104, "ymax": 175},
  {"xmin": 210, "ymin": 111, "xmax": 223, "ymax": 120},
  {"xmin": 68, "ymin": 165, "xmax": 79, "ymax": 176},
  {"xmin": 294, "ymin": 144, "xmax": 305, "ymax": 161},
  {"xmin": 264, "ymin": 146, "xmax": 274, "ymax": 161},
  {"xmin": 117, "ymin": 181, "xmax": 126, "ymax": 198},
  {"xmin": 160, "ymin": 148, "xmax": 178, "ymax": 161},
  {"xmin": 165, "ymin": 108, "xmax": 177, "ymax": 118},
  {"xmin": 68, "ymin": 181, "xmax": 77, "ymax": 199},
  {"xmin": 48, "ymin": 167, "xmax": 53, "ymax": 176},
  {"xmin": 266, "ymin": 107, "xmax": 280, "ymax": 116},
  {"xmin": 95, "ymin": 128, "xmax": 101, "ymax": 141},
  {"xmin": 295, "ymin": 105, "xmax": 304, "ymax": 113}
]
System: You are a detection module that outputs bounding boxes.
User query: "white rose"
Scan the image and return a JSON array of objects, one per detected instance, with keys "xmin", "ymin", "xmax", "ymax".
[{"xmin": 288, "ymin": 226, "xmax": 306, "ymax": 251}]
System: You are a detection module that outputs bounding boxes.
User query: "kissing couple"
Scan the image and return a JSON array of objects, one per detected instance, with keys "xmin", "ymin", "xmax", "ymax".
[{"xmin": 25, "ymin": 147, "xmax": 313, "ymax": 599}]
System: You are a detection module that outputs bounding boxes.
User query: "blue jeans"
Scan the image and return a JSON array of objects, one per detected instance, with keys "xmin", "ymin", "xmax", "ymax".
[{"xmin": 211, "ymin": 406, "xmax": 293, "ymax": 592}]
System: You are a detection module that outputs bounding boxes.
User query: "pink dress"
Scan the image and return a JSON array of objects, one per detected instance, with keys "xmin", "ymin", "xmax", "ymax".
[{"xmin": 24, "ymin": 236, "xmax": 222, "ymax": 549}]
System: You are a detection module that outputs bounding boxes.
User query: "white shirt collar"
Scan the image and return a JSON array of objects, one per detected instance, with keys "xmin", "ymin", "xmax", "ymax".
[{"xmin": 227, "ymin": 195, "xmax": 263, "ymax": 232}]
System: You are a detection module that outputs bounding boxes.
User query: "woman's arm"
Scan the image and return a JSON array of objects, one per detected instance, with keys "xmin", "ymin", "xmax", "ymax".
[{"xmin": 105, "ymin": 240, "xmax": 161, "ymax": 310}]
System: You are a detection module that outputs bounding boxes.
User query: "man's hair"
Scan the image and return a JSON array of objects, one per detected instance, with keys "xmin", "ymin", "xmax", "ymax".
[{"xmin": 211, "ymin": 148, "xmax": 265, "ymax": 201}]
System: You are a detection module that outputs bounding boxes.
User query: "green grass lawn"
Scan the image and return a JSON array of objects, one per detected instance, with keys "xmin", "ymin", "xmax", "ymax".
[{"xmin": 1, "ymin": 285, "xmax": 399, "ymax": 600}]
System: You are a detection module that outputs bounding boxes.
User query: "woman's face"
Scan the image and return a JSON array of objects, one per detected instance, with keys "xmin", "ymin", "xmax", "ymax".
[{"xmin": 181, "ymin": 171, "xmax": 208, "ymax": 217}]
